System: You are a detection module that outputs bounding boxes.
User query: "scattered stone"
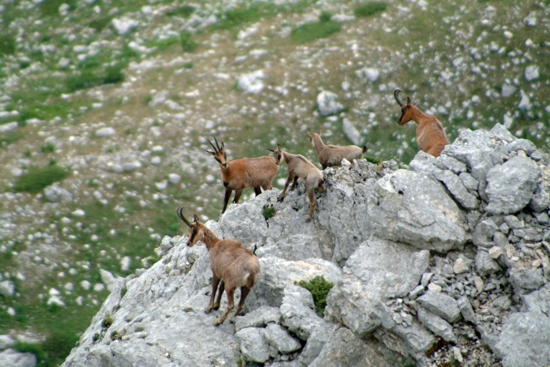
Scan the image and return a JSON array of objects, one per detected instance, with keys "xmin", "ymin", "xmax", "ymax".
[
  {"xmin": 316, "ymin": 91, "xmax": 343, "ymax": 117},
  {"xmin": 417, "ymin": 291, "xmax": 461, "ymax": 323}
]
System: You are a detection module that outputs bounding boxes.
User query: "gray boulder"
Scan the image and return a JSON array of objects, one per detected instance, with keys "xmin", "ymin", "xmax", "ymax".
[
  {"xmin": 264, "ymin": 323, "xmax": 301, "ymax": 354},
  {"xmin": 0, "ymin": 349, "xmax": 36, "ymax": 367},
  {"xmin": 417, "ymin": 291, "xmax": 461, "ymax": 323},
  {"xmin": 326, "ymin": 239, "xmax": 430, "ymax": 351},
  {"xmin": 309, "ymin": 327, "xmax": 407, "ymax": 367},
  {"xmin": 494, "ymin": 311, "xmax": 550, "ymax": 367},
  {"xmin": 368, "ymin": 170, "xmax": 470, "ymax": 253},
  {"xmin": 417, "ymin": 307, "xmax": 457, "ymax": 343},
  {"xmin": 280, "ymin": 285, "xmax": 323, "ymax": 340},
  {"xmin": 486, "ymin": 155, "xmax": 541, "ymax": 215},
  {"xmin": 236, "ymin": 327, "xmax": 270, "ymax": 363}
]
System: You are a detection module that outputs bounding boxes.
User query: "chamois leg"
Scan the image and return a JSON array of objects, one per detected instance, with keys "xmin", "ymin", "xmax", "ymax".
[
  {"xmin": 206, "ymin": 276, "xmax": 221, "ymax": 312},
  {"xmin": 306, "ymin": 189, "xmax": 316, "ymax": 222},
  {"xmin": 289, "ymin": 175, "xmax": 299, "ymax": 191},
  {"xmin": 254, "ymin": 187, "xmax": 261, "ymax": 196},
  {"xmin": 214, "ymin": 288, "xmax": 235, "ymax": 326},
  {"xmin": 213, "ymin": 280, "xmax": 225, "ymax": 310},
  {"xmin": 228, "ymin": 286, "xmax": 250, "ymax": 323},
  {"xmin": 233, "ymin": 188, "xmax": 244, "ymax": 204},
  {"xmin": 222, "ymin": 188, "xmax": 232, "ymax": 214},
  {"xmin": 316, "ymin": 179, "xmax": 325, "ymax": 193},
  {"xmin": 278, "ymin": 172, "xmax": 295, "ymax": 201}
]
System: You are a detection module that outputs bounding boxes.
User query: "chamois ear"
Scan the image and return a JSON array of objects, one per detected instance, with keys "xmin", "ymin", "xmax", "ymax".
[
  {"xmin": 193, "ymin": 214, "xmax": 200, "ymax": 223},
  {"xmin": 267, "ymin": 148, "xmax": 275, "ymax": 152},
  {"xmin": 277, "ymin": 143, "xmax": 282, "ymax": 150},
  {"xmin": 206, "ymin": 150, "xmax": 215, "ymax": 155},
  {"xmin": 406, "ymin": 96, "xmax": 411, "ymax": 105},
  {"xmin": 220, "ymin": 141, "xmax": 225, "ymax": 150}
]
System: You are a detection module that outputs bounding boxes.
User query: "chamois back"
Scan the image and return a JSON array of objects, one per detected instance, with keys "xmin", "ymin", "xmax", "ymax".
[{"xmin": 307, "ymin": 130, "xmax": 367, "ymax": 169}]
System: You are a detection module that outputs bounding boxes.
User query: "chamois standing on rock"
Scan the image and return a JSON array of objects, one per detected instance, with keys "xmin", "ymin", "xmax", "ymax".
[
  {"xmin": 176, "ymin": 207, "xmax": 260, "ymax": 325},
  {"xmin": 268, "ymin": 144, "xmax": 325, "ymax": 222},
  {"xmin": 206, "ymin": 137, "xmax": 278, "ymax": 214},
  {"xmin": 394, "ymin": 89, "xmax": 450, "ymax": 157},
  {"xmin": 307, "ymin": 130, "xmax": 367, "ymax": 169}
]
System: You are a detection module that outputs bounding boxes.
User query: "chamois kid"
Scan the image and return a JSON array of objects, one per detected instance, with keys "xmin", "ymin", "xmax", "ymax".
[
  {"xmin": 206, "ymin": 137, "xmax": 278, "ymax": 214},
  {"xmin": 394, "ymin": 89, "xmax": 450, "ymax": 157},
  {"xmin": 307, "ymin": 130, "xmax": 367, "ymax": 169},
  {"xmin": 268, "ymin": 144, "xmax": 325, "ymax": 222},
  {"xmin": 176, "ymin": 207, "xmax": 260, "ymax": 325}
]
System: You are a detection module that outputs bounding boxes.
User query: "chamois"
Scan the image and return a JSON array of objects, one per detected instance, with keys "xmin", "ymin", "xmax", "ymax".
[
  {"xmin": 176, "ymin": 207, "xmax": 260, "ymax": 325},
  {"xmin": 307, "ymin": 130, "xmax": 367, "ymax": 169},
  {"xmin": 394, "ymin": 89, "xmax": 450, "ymax": 157},
  {"xmin": 206, "ymin": 137, "xmax": 278, "ymax": 214},
  {"xmin": 268, "ymin": 144, "xmax": 325, "ymax": 222}
]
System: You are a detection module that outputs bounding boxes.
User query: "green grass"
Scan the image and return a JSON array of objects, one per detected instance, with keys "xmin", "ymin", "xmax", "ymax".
[
  {"xmin": 166, "ymin": 5, "xmax": 196, "ymax": 18},
  {"xmin": 0, "ymin": 33, "xmax": 16, "ymax": 56},
  {"xmin": 40, "ymin": 0, "xmax": 77, "ymax": 17},
  {"xmin": 291, "ymin": 20, "xmax": 341, "ymax": 44},
  {"xmin": 215, "ymin": 3, "xmax": 280, "ymax": 30},
  {"xmin": 180, "ymin": 31, "xmax": 198, "ymax": 53},
  {"xmin": 262, "ymin": 205, "xmax": 276, "ymax": 220},
  {"xmin": 12, "ymin": 164, "xmax": 69, "ymax": 194},
  {"xmin": 88, "ymin": 15, "xmax": 114, "ymax": 32},
  {"xmin": 354, "ymin": 2, "xmax": 388, "ymax": 17},
  {"xmin": 40, "ymin": 143, "xmax": 55, "ymax": 154},
  {"xmin": 0, "ymin": 131, "xmax": 22, "ymax": 147},
  {"xmin": 296, "ymin": 276, "xmax": 333, "ymax": 317},
  {"xmin": 13, "ymin": 328, "xmax": 79, "ymax": 367}
]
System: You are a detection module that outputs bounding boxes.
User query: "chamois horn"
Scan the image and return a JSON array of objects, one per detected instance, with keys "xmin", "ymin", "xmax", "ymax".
[
  {"xmin": 176, "ymin": 207, "xmax": 193, "ymax": 227},
  {"xmin": 214, "ymin": 136, "xmax": 222, "ymax": 151},
  {"xmin": 394, "ymin": 89, "xmax": 404, "ymax": 107}
]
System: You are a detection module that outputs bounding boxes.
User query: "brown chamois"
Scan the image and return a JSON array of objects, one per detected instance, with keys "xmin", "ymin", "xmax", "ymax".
[
  {"xmin": 176, "ymin": 207, "xmax": 260, "ymax": 325},
  {"xmin": 394, "ymin": 89, "xmax": 450, "ymax": 157},
  {"xmin": 307, "ymin": 130, "xmax": 367, "ymax": 169},
  {"xmin": 206, "ymin": 137, "xmax": 278, "ymax": 214},
  {"xmin": 268, "ymin": 144, "xmax": 325, "ymax": 222}
]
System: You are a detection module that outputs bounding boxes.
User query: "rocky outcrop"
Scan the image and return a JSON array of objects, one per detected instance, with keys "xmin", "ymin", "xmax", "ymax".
[{"xmin": 62, "ymin": 125, "xmax": 550, "ymax": 367}]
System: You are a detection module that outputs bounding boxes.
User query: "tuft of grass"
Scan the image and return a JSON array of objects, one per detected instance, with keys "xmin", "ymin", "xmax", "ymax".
[
  {"xmin": 88, "ymin": 16, "xmax": 113, "ymax": 32},
  {"xmin": 354, "ymin": 2, "xmax": 388, "ymax": 17},
  {"xmin": 40, "ymin": 143, "xmax": 55, "ymax": 154},
  {"xmin": 102, "ymin": 315, "xmax": 114, "ymax": 329},
  {"xmin": 319, "ymin": 11, "xmax": 332, "ymax": 22},
  {"xmin": 12, "ymin": 164, "xmax": 69, "ymax": 194},
  {"xmin": 166, "ymin": 5, "xmax": 196, "ymax": 18},
  {"xmin": 0, "ymin": 131, "xmax": 22, "ymax": 147},
  {"xmin": 262, "ymin": 205, "xmax": 276, "ymax": 220},
  {"xmin": 365, "ymin": 156, "xmax": 382, "ymax": 165},
  {"xmin": 0, "ymin": 33, "xmax": 16, "ymax": 56},
  {"xmin": 40, "ymin": 0, "xmax": 76, "ymax": 17},
  {"xmin": 295, "ymin": 276, "xmax": 333, "ymax": 317},
  {"xmin": 291, "ymin": 20, "xmax": 341, "ymax": 44},
  {"xmin": 180, "ymin": 31, "xmax": 198, "ymax": 52}
]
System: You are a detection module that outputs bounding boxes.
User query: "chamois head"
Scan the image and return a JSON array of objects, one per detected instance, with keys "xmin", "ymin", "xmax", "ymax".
[
  {"xmin": 394, "ymin": 89, "xmax": 418, "ymax": 126},
  {"xmin": 267, "ymin": 144, "xmax": 284, "ymax": 165},
  {"xmin": 206, "ymin": 136, "xmax": 229, "ymax": 169},
  {"xmin": 176, "ymin": 207, "xmax": 205, "ymax": 247},
  {"xmin": 306, "ymin": 130, "xmax": 323, "ymax": 149}
]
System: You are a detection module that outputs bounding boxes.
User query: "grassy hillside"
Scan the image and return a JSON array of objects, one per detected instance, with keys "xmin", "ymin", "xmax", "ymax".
[{"xmin": 0, "ymin": 0, "xmax": 549, "ymax": 364}]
